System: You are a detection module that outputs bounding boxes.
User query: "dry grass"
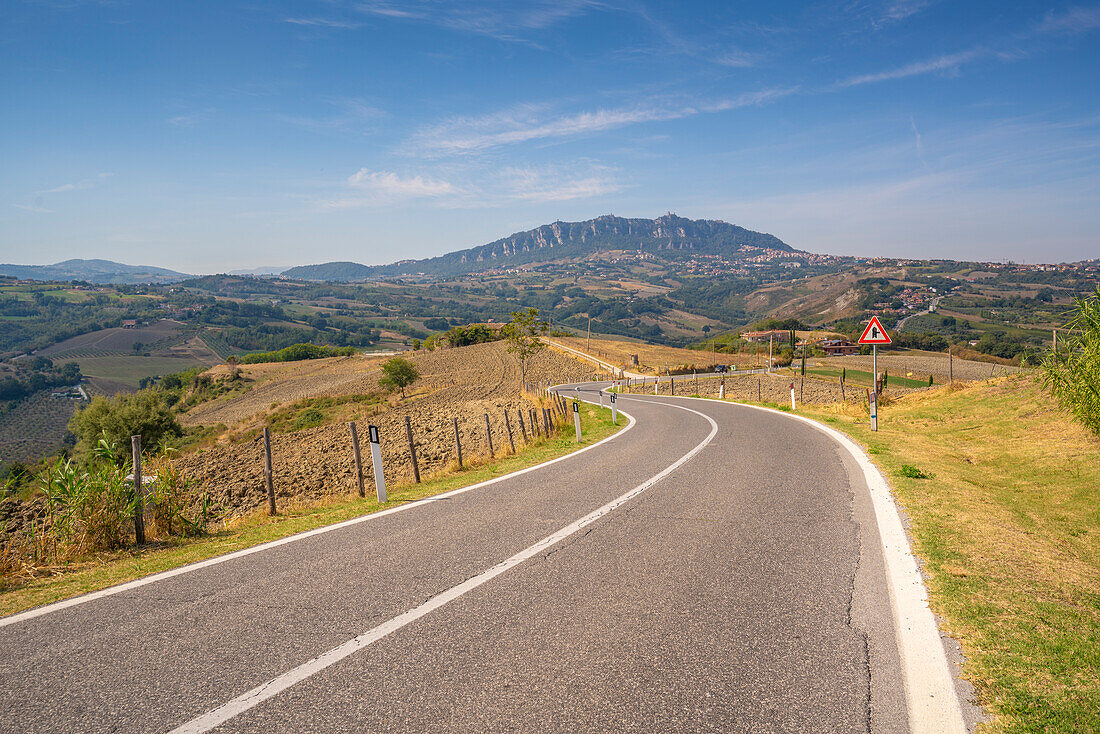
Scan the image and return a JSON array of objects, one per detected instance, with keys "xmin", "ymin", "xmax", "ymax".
[{"xmin": 552, "ymin": 335, "xmax": 767, "ymax": 374}]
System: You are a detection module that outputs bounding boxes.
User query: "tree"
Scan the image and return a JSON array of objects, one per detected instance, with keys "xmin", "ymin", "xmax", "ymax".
[
  {"xmin": 69, "ymin": 390, "xmax": 181, "ymax": 462},
  {"xmin": 502, "ymin": 307, "xmax": 549, "ymax": 381},
  {"xmin": 1042, "ymin": 286, "xmax": 1100, "ymax": 435},
  {"xmin": 379, "ymin": 357, "xmax": 419, "ymax": 398}
]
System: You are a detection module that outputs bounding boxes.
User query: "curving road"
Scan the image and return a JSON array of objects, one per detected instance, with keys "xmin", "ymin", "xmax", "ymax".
[{"xmin": 0, "ymin": 386, "xmax": 966, "ymax": 732}]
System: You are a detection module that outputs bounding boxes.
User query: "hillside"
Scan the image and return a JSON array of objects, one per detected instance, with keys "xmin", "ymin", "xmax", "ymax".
[
  {"xmin": 0, "ymin": 259, "xmax": 191, "ymax": 285},
  {"xmin": 283, "ymin": 213, "xmax": 796, "ymax": 281}
]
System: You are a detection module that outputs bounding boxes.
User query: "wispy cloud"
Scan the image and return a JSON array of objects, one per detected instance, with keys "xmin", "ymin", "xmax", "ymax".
[
  {"xmin": 283, "ymin": 17, "xmax": 362, "ymax": 30},
  {"xmin": 835, "ymin": 48, "xmax": 988, "ymax": 88},
  {"xmin": 167, "ymin": 109, "xmax": 214, "ymax": 127},
  {"xmin": 277, "ymin": 98, "xmax": 384, "ymax": 134},
  {"xmin": 877, "ymin": 0, "xmax": 937, "ymax": 25},
  {"xmin": 714, "ymin": 49, "xmax": 760, "ymax": 68},
  {"xmin": 355, "ymin": 0, "xmax": 605, "ymax": 42},
  {"xmin": 37, "ymin": 172, "xmax": 114, "ymax": 195},
  {"xmin": 1036, "ymin": 5, "xmax": 1100, "ymax": 34},
  {"xmin": 10, "ymin": 203, "xmax": 55, "ymax": 214},
  {"xmin": 406, "ymin": 89, "xmax": 795, "ymax": 156},
  {"xmin": 500, "ymin": 164, "xmax": 622, "ymax": 202}
]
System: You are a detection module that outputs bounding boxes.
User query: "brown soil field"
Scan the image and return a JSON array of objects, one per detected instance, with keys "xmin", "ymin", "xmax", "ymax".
[
  {"xmin": 620, "ymin": 371, "xmax": 882, "ymax": 406},
  {"xmin": 169, "ymin": 341, "xmax": 599, "ymax": 520}
]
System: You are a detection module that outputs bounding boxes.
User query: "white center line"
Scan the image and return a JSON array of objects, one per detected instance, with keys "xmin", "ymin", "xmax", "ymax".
[{"xmin": 169, "ymin": 400, "xmax": 718, "ymax": 734}]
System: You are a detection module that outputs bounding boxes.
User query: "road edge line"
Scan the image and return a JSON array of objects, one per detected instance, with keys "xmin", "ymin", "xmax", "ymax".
[{"xmin": 0, "ymin": 409, "xmax": 638, "ymax": 629}]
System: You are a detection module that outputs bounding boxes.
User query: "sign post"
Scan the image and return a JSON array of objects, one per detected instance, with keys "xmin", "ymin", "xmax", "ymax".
[
  {"xmin": 368, "ymin": 424, "xmax": 386, "ymax": 503},
  {"xmin": 610, "ymin": 392, "xmax": 617, "ymax": 425},
  {"xmin": 573, "ymin": 401, "xmax": 582, "ymax": 442},
  {"xmin": 858, "ymin": 316, "xmax": 892, "ymax": 432}
]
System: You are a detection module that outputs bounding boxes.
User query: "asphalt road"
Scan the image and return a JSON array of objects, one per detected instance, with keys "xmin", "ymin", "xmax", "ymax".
[{"xmin": 1, "ymin": 387, "xmax": 918, "ymax": 732}]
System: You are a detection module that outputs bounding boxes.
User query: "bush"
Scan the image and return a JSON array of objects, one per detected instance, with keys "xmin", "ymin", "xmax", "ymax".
[
  {"xmin": 1042, "ymin": 286, "xmax": 1100, "ymax": 435},
  {"xmin": 69, "ymin": 390, "xmax": 181, "ymax": 462}
]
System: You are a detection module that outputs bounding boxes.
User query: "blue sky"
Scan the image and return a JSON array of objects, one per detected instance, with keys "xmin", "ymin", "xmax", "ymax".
[{"xmin": 2, "ymin": 1, "xmax": 1099, "ymax": 272}]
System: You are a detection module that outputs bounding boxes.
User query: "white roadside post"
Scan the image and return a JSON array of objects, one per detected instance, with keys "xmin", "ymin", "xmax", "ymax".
[
  {"xmin": 599, "ymin": 390, "xmax": 604, "ymax": 409},
  {"xmin": 653, "ymin": 377, "xmax": 658, "ymax": 395},
  {"xmin": 790, "ymin": 381, "xmax": 796, "ymax": 411},
  {"xmin": 572, "ymin": 401, "xmax": 582, "ymax": 442},
  {"xmin": 719, "ymin": 377, "xmax": 725, "ymax": 400},
  {"xmin": 368, "ymin": 424, "xmax": 386, "ymax": 503},
  {"xmin": 610, "ymin": 392, "xmax": 618, "ymax": 424}
]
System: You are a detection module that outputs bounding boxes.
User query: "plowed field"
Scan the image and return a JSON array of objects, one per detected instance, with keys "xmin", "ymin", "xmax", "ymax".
[{"xmin": 171, "ymin": 341, "xmax": 599, "ymax": 519}]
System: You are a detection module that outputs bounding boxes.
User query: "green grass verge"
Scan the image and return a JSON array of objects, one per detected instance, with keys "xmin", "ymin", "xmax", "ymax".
[
  {"xmin": 708, "ymin": 377, "xmax": 1099, "ymax": 733},
  {"xmin": 0, "ymin": 401, "xmax": 622, "ymax": 618}
]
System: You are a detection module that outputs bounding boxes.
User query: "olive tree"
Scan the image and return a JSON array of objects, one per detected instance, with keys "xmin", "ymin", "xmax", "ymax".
[{"xmin": 1042, "ymin": 286, "xmax": 1100, "ymax": 435}]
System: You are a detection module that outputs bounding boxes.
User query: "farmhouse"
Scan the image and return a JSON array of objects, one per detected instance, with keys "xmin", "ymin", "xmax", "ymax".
[{"xmin": 820, "ymin": 339, "xmax": 860, "ymax": 356}]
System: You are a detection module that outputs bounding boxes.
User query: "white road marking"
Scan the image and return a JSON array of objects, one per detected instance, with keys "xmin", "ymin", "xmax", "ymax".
[
  {"xmin": 662, "ymin": 393, "xmax": 967, "ymax": 734},
  {"xmin": 169, "ymin": 402, "xmax": 719, "ymax": 734},
  {"xmin": 1, "ymin": 408, "xmax": 638, "ymax": 629}
]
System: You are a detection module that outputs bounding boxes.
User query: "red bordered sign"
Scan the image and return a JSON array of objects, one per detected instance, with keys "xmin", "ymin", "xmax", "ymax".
[{"xmin": 858, "ymin": 315, "xmax": 892, "ymax": 345}]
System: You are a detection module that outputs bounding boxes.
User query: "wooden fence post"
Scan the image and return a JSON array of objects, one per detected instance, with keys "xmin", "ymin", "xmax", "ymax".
[
  {"xmin": 453, "ymin": 417, "xmax": 463, "ymax": 469},
  {"xmin": 131, "ymin": 435, "xmax": 144, "ymax": 544},
  {"xmin": 263, "ymin": 427, "xmax": 276, "ymax": 515},
  {"xmin": 484, "ymin": 413, "xmax": 495, "ymax": 458},
  {"xmin": 504, "ymin": 411, "xmax": 516, "ymax": 454},
  {"xmin": 349, "ymin": 422, "xmax": 365, "ymax": 497},
  {"xmin": 405, "ymin": 415, "xmax": 420, "ymax": 484},
  {"xmin": 542, "ymin": 408, "xmax": 551, "ymax": 435},
  {"xmin": 517, "ymin": 409, "xmax": 528, "ymax": 441}
]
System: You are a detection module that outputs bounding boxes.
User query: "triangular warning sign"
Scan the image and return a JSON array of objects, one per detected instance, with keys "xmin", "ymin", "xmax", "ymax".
[{"xmin": 858, "ymin": 315, "xmax": 892, "ymax": 345}]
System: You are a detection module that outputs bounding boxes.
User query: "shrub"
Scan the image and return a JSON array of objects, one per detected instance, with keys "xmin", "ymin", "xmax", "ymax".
[
  {"xmin": 898, "ymin": 464, "xmax": 933, "ymax": 479},
  {"xmin": 69, "ymin": 391, "xmax": 181, "ymax": 462}
]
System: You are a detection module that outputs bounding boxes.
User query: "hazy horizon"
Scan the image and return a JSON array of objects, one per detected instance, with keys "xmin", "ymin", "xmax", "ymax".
[{"xmin": 3, "ymin": 1, "xmax": 1099, "ymax": 271}]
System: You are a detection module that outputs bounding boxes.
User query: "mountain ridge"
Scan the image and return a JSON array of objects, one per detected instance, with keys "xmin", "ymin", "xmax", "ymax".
[{"xmin": 283, "ymin": 213, "xmax": 795, "ymax": 281}]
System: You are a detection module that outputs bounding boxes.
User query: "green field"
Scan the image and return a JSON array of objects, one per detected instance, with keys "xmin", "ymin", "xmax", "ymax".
[
  {"xmin": 802, "ymin": 366, "xmax": 930, "ymax": 389},
  {"xmin": 74, "ymin": 355, "xmax": 211, "ymax": 388}
]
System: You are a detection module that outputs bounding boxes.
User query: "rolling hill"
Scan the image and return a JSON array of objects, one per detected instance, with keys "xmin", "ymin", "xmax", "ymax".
[
  {"xmin": 283, "ymin": 213, "xmax": 796, "ymax": 281},
  {"xmin": 0, "ymin": 259, "xmax": 192, "ymax": 284}
]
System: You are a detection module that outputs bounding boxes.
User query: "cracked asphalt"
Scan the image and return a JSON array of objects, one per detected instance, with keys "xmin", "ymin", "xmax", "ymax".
[{"xmin": 0, "ymin": 387, "xmax": 907, "ymax": 732}]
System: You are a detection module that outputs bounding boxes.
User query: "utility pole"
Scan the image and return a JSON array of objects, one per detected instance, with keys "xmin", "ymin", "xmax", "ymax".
[
  {"xmin": 587, "ymin": 316, "xmax": 592, "ymax": 353},
  {"xmin": 768, "ymin": 334, "xmax": 773, "ymax": 372}
]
